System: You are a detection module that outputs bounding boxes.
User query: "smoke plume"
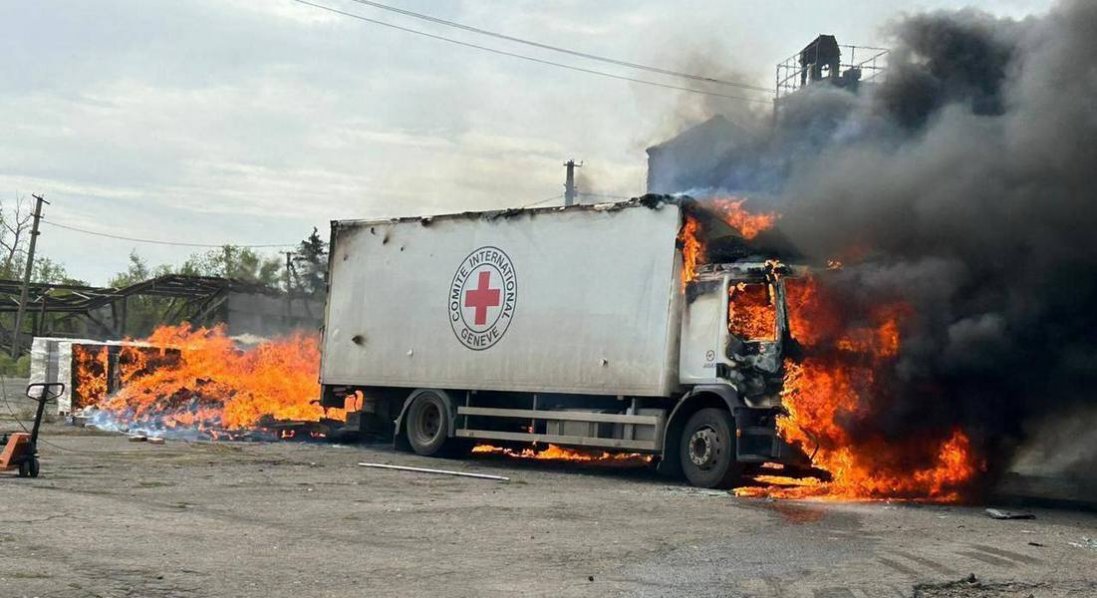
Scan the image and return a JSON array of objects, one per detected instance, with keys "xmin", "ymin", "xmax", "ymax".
[{"xmin": 668, "ymin": 0, "xmax": 1097, "ymax": 486}]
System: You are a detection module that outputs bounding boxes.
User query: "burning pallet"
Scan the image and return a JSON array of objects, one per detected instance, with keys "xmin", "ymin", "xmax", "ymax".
[{"xmin": 29, "ymin": 325, "xmax": 345, "ymax": 442}]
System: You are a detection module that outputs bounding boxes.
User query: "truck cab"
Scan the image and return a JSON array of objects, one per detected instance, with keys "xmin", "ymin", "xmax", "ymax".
[
  {"xmin": 670, "ymin": 260, "xmax": 807, "ymax": 487},
  {"xmin": 680, "ymin": 261, "xmax": 790, "ymax": 404}
]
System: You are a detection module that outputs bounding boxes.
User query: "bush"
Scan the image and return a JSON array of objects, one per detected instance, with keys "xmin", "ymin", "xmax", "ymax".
[
  {"xmin": 14, "ymin": 355, "xmax": 29, "ymax": 377},
  {"xmin": 0, "ymin": 353, "xmax": 30, "ymax": 377}
]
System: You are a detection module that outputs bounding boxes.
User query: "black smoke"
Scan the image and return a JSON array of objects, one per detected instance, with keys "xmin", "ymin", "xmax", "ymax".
[{"xmin": 671, "ymin": 0, "xmax": 1097, "ymax": 486}]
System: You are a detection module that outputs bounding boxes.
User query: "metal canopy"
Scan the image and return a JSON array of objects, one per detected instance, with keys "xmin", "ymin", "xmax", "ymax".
[{"xmin": 0, "ymin": 275, "xmax": 273, "ymax": 314}]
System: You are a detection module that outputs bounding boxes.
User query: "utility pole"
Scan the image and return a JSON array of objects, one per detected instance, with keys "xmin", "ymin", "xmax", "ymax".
[
  {"xmin": 11, "ymin": 194, "xmax": 48, "ymax": 357},
  {"xmin": 222, "ymin": 245, "xmax": 232, "ymax": 278},
  {"xmin": 283, "ymin": 251, "xmax": 294, "ymax": 320},
  {"xmin": 563, "ymin": 159, "xmax": 582, "ymax": 207},
  {"xmin": 283, "ymin": 251, "xmax": 293, "ymax": 294}
]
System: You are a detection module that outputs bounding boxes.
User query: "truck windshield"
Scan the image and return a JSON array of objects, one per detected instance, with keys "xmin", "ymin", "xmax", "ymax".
[{"xmin": 728, "ymin": 282, "xmax": 777, "ymax": 341}]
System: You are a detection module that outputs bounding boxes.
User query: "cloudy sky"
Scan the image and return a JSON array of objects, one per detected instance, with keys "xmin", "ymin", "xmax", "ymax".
[{"xmin": 0, "ymin": 0, "xmax": 1052, "ymax": 284}]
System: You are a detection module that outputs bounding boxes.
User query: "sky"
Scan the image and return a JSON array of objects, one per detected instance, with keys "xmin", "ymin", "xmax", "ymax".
[{"xmin": 0, "ymin": 0, "xmax": 1053, "ymax": 285}]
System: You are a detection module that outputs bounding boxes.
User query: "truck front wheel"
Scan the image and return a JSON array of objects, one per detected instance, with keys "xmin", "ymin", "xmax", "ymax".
[
  {"xmin": 679, "ymin": 408, "xmax": 741, "ymax": 489},
  {"xmin": 405, "ymin": 391, "xmax": 463, "ymax": 457}
]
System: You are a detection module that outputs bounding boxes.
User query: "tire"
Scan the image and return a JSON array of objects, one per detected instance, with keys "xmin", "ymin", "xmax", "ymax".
[
  {"xmin": 679, "ymin": 408, "xmax": 742, "ymax": 489},
  {"xmin": 17, "ymin": 460, "xmax": 29, "ymax": 478},
  {"xmin": 405, "ymin": 391, "xmax": 452, "ymax": 457},
  {"xmin": 28, "ymin": 457, "xmax": 39, "ymax": 479}
]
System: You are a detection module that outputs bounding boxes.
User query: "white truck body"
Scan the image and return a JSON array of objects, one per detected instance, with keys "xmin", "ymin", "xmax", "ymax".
[
  {"xmin": 321, "ymin": 202, "xmax": 684, "ymax": 397},
  {"xmin": 319, "ymin": 198, "xmax": 807, "ymax": 487}
]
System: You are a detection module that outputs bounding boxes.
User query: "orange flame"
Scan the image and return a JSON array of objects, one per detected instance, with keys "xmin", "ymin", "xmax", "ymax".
[
  {"xmin": 729, "ymin": 282, "xmax": 777, "ymax": 340},
  {"xmin": 677, "ymin": 199, "xmax": 779, "ymax": 289},
  {"xmin": 739, "ymin": 275, "xmax": 980, "ymax": 502},
  {"xmin": 472, "ymin": 443, "xmax": 651, "ymax": 465},
  {"xmin": 85, "ymin": 324, "xmax": 343, "ymax": 436},
  {"xmin": 677, "ymin": 215, "xmax": 703, "ymax": 289},
  {"xmin": 709, "ymin": 197, "xmax": 779, "ymax": 240},
  {"xmin": 73, "ymin": 345, "xmax": 109, "ymax": 410}
]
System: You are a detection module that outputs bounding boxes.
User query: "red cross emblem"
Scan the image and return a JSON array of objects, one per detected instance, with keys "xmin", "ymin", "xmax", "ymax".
[
  {"xmin": 449, "ymin": 246, "xmax": 517, "ymax": 351},
  {"xmin": 464, "ymin": 270, "xmax": 501, "ymax": 326}
]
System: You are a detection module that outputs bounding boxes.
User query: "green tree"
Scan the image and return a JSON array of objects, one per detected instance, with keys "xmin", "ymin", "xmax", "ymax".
[
  {"xmin": 292, "ymin": 227, "xmax": 327, "ymax": 295},
  {"xmin": 180, "ymin": 245, "xmax": 281, "ymax": 286},
  {"xmin": 109, "ymin": 251, "xmax": 150, "ymax": 287},
  {"xmin": 109, "ymin": 251, "xmax": 170, "ymax": 288},
  {"xmin": 32, "ymin": 256, "xmax": 84, "ymax": 285},
  {"xmin": 108, "ymin": 252, "xmax": 174, "ymax": 337}
]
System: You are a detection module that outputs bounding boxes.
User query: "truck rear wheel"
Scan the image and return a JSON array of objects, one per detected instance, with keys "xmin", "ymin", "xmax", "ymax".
[
  {"xmin": 679, "ymin": 408, "xmax": 741, "ymax": 489},
  {"xmin": 405, "ymin": 391, "xmax": 454, "ymax": 457}
]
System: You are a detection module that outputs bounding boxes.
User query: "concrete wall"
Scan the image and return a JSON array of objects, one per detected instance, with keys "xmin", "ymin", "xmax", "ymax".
[{"xmin": 225, "ymin": 292, "xmax": 324, "ymax": 338}]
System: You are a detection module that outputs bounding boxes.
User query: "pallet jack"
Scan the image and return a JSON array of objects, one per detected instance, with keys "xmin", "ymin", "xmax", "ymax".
[{"xmin": 0, "ymin": 383, "xmax": 64, "ymax": 478}]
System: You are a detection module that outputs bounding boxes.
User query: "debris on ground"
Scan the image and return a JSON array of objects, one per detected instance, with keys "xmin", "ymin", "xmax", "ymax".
[
  {"xmin": 359, "ymin": 462, "xmax": 509, "ymax": 482},
  {"xmin": 662, "ymin": 486, "xmax": 733, "ymax": 498},
  {"xmin": 1067, "ymin": 537, "xmax": 1097, "ymax": 551},
  {"xmin": 985, "ymin": 508, "xmax": 1035, "ymax": 520},
  {"xmin": 913, "ymin": 574, "xmax": 1047, "ymax": 598}
]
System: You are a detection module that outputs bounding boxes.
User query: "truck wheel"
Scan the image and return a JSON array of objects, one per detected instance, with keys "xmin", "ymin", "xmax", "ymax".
[
  {"xmin": 405, "ymin": 391, "xmax": 452, "ymax": 456},
  {"xmin": 679, "ymin": 408, "xmax": 741, "ymax": 489}
]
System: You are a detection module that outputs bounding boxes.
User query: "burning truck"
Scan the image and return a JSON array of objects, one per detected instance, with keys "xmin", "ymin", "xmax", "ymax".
[
  {"xmin": 319, "ymin": 195, "xmax": 819, "ymax": 488},
  {"xmin": 42, "ymin": 194, "xmax": 975, "ymax": 499}
]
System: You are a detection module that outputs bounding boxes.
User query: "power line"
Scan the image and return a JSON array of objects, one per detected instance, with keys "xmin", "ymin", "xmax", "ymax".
[
  {"xmin": 40, "ymin": 219, "xmax": 296, "ymax": 249},
  {"xmin": 343, "ymin": 0, "xmax": 772, "ymax": 93},
  {"xmin": 294, "ymin": 0, "xmax": 774, "ymax": 105},
  {"xmin": 579, "ymin": 192, "xmax": 634, "ymax": 200},
  {"xmin": 521, "ymin": 194, "xmax": 563, "ymax": 209}
]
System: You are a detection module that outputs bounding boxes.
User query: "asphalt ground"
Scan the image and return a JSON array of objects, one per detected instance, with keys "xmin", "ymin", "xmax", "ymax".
[{"xmin": 0, "ymin": 422, "xmax": 1094, "ymax": 598}]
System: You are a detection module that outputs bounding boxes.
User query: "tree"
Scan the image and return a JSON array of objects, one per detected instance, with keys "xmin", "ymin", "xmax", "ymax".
[
  {"xmin": 0, "ymin": 194, "xmax": 88, "ymax": 349},
  {"xmin": 106, "ymin": 251, "xmax": 175, "ymax": 337},
  {"xmin": 292, "ymin": 227, "xmax": 327, "ymax": 295},
  {"xmin": 180, "ymin": 245, "xmax": 281, "ymax": 287},
  {"xmin": 109, "ymin": 251, "xmax": 170, "ymax": 288},
  {"xmin": 109, "ymin": 251, "xmax": 150, "ymax": 287},
  {"xmin": 0, "ymin": 194, "xmax": 32, "ymax": 279},
  {"xmin": 32, "ymin": 256, "xmax": 81, "ymax": 285},
  {"xmin": 0, "ymin": 194, "xmax": 84, "ymax": 285}
]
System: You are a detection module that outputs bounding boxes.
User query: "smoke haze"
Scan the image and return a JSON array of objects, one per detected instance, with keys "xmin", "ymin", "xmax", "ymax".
[{"xmin": 667, "ymin": 0, "xmax": 1097, "ymax": 483}]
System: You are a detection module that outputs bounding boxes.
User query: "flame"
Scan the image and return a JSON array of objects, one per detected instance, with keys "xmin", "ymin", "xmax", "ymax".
[
  {"xmin": 708, "ymin": 197, "xmax": 778, "ymax": 240},
  {"xmin": 677, "ymin": 215, "xmax": 703, "ymax": 289},
  {"xmin": 72, "ymin": 345, "xmax": 109, "ymax": 410},
  {"xmin": 677, "ymin": 198, "xmax": 779, "ymax": 289},
  {"xmin": 736, "ymin": 475, "xmax": 825, "ymax": 496},
  {"xmin": 739, "ymin": 275, "xmax": 980, "ymax": 502},
  {"xmin": 671, "ymin": 199, "xmax": 976, "ymax": 501},
  {"xmin": 729, "ymin": 282, "xmax": 777, "ymax": 340},
  {"xmin": 81, "ymin": 324, "xmax": 343, "ymax": 437},
  {"xmin": 472, "ymin": 443, "xmax": 651, "ymax": 465}
]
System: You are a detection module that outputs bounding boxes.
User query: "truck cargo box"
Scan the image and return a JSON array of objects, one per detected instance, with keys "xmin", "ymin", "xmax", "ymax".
[{"xmin": 321, "ymin": 201, "xmax": 684, "ymax": 397}]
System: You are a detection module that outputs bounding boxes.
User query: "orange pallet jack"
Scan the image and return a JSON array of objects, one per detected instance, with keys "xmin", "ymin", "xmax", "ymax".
[{"xmin": 1, "ymin": 383, "xmax": 64, "ymax": 478}]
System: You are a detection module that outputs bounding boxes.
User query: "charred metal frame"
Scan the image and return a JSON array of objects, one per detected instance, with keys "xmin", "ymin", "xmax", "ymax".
[{"xmin": 0, "ymin": 275, "xmax": 276, "ymax": 348}]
